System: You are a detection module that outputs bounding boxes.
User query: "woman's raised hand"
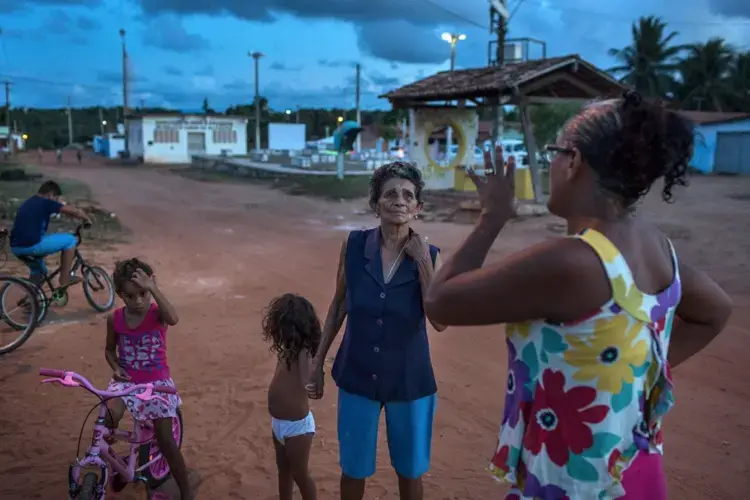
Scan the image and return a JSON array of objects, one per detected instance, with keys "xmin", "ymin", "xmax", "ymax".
[{"xmin": 466, "ymin": 145, "xmax": 516, "ymax": 222}]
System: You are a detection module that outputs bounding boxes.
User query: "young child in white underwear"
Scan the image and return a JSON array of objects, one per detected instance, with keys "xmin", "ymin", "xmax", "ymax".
[{"xmin": 262, "ymin": 293, "xmax": 321, "ymax": 500}]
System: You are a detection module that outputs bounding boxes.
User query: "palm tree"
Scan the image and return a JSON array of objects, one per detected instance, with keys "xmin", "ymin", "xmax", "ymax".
[
  {"xmin": 725, "ymin": 51, "xmax": 750, "ymax": 111},
  {"xmin": 608, "ymin": 16, "xmax": 686, "ymax": 97},
  {"xmin": 674, "ymin": 38, "xmax": 736, "ymax": 111}
]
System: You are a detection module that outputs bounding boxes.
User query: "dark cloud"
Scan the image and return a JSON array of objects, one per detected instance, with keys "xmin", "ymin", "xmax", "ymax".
[
  {"xmin": 76, "ymin": 15, "xmax": 98, "ymax": 31},
  {"xmin": 0, "ymin": 0, "xmax": 101, "ymax": 13},
  {"xmin": 142, "ymin": 15, "xmax": 211, "ymax": 53},
  {"xmin": 136, "ymin": 0, "xmax": 475, "ymax": 64},
  {"xmin": 6, "ymin": 9, "xmax": 95, "ymax": 44},
  {"xmin": 163, "ymin": 65, "xmax": 183, "ymax": 76},
  {"xmin": 195, "ymin": 65, "xmax": 213, "ymax": 76},
  {"xmin": 135, "ymin": 0, "xmax": 750, "ymax": 68},
  {"xmin": 708, "ymin": 0, "xmax": 750, "ymax": 17},
  {"xmin": 318, "ymin": 59, "xmax": 358, "ymax": 69},
  {"xmin": 270, "ymin": 62, "xmax": 302, "ymax": 71}
]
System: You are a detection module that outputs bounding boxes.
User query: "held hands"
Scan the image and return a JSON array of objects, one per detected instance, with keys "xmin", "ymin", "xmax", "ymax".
[
  {"xmin": 131, "ymin": 268, "xmax": 156, "ymax": 292},
  {"xmin": 467, "ymin": 145, "xmax": 517, "ymax": 223},
  {"xmin": 306, "ymin": 361, "xmax": 325, "ymax": 400},
  {"xmin": 404, "ymin": 233, "xmax": 430, "ymax": 262}
]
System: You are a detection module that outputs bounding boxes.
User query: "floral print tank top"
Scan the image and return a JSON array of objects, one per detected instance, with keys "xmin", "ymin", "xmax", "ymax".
[{"xmin": 489, "ymin": 229, "xmax": 681, "ymax": 499}]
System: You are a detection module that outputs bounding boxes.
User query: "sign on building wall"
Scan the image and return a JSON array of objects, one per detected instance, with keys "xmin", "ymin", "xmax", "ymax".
[{"xmin": 154, "ymin": 118, "xmax": 236, "ymax": 131}]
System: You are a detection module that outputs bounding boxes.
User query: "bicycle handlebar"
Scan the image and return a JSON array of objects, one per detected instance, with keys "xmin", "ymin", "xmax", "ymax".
[{"xmin": 38, "ymin": 368, "xmax": 177, "ymax": 403}]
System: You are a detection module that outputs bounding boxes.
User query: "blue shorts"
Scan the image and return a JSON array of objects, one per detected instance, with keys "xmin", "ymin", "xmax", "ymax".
[
  {"xmin": 337, "ymin": 388, "xmax": 436, "ymax": 480},
  {"xmin": 11, "ymin": 233, "xmax": 77, "ymax": 276}
]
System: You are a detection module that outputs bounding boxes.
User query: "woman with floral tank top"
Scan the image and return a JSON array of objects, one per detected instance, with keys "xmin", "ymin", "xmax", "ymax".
[{"xmin": 425, "ymin": 91, "xmax": 732, "ymax": 499}]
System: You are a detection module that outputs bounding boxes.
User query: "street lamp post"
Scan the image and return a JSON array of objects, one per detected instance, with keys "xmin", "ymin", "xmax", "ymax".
[
  {"xmin": 440, "ymin": 32, "xmax": 466, "ymax": 163},
  {"xmin": 441, "ymin": 32, "xmax": 466, "ymax": 72},
  {"xmin": 249, "ymin": 51, "xmax": 264, "ymax": 152},
  {"xmin": 285, "ymin": 109, "xmax": 292, "ymax": 122},
  {"xmin": 120, "ymin": 28, "xmax": 129, "ymax": 156}
]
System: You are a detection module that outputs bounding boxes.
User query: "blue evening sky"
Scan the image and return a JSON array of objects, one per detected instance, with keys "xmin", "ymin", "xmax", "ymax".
[{"xmin": 1, "ymin": 0, "xmax": 748, "ymax": 110}]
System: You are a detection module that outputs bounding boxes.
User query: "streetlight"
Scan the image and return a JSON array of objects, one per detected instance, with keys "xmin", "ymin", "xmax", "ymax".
[
  {"xmin": 441, "ymin": 32, "xmax": 466, "ymax": 161},
  {"xmin": 337, "ymin": 116, "xmax": 344, "ymax": 123},
  {"xmin": 120, "ymin": 28, "xmax": 129, "ymax": 156},
  {"xmin": 441, "ymin": 32, "xmax": 466, "ymax": 71},
  {"xmin": 102, "ymin": 120, "xmax": 107, "ymax": 125},
  {"xmin": 285, "ymin": 109, "xmax": 292, "ymax": 122},
  {"xmin": 249, "ymin": 51, "xmax": 264, "ymax": 151}
]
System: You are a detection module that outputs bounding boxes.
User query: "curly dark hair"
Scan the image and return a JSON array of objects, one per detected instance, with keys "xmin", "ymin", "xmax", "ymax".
[
  {"xmin": 369, "ymin": 161, "xmax": 425, "ymax": 212},
  {"xmin": 261, "ymin": 293, "xmax": 321, "ymax": 369},
  {"xmin": 562, "ymin": 89, "xmax": 693, "ymax": 207},
  {"xmin": 112, "ymin": 257, "xmax": 153, "ymax": 292}
]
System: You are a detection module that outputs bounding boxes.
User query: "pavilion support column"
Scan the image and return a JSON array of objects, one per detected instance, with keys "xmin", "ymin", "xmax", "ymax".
[
  {"xmin": 490, "ymin": 95, "xmax": 503, "ymax": 164},
  {"xmin": 518, "ymin": 96, "xmax": 544, "ymax": 203}
]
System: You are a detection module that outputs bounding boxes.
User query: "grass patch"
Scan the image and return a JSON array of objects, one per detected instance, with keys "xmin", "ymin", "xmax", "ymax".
[{"xmin": 174, "ymin": 167, "xmax": 371, "ymax": 200}]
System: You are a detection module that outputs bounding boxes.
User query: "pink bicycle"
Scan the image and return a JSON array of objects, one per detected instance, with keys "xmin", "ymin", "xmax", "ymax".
[{"xmin": 39, "ymin": 368, "xmax": 184, "ymax": 499}]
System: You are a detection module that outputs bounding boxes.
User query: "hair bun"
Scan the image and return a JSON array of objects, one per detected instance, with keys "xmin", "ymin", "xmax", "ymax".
[{"xmin": 622, "ymin": 89, "xmax": 642, "ymax": 108}]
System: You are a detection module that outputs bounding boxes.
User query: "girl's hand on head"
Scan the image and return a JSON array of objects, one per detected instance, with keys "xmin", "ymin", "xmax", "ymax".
[
  {"xmin": 131, "ymin": 268, "xmax": 156, "ymax": 291},
  {"xmin": 467, "ymin": 145, "xmax": 517, "ymax": 223}
]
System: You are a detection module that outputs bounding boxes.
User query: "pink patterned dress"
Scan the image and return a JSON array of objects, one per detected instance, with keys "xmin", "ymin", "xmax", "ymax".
[{"xmin": 107, "ymin": 304, "xmax": 182, "ymax": 421}]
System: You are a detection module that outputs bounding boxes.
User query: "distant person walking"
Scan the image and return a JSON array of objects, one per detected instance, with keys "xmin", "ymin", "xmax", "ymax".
[
  {"xmin": 76, "ymin": 149, "xmax": 82, "ymax": 164},
  {"xmin": 37, "ymin": 147, "xmax": 43, "ymax": 165},
  {"xmin": 56, "ymin": 148, "xmax": 63, "ymax": 164}
]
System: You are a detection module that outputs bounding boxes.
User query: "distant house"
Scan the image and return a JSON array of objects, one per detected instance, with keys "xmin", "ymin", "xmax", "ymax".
[
  {"xmin": 681, "ymin": 111, "xmax": 750, "ymax": 175},
  {"xmin": 125, "ymin": 113, "xmax": 248, "ymax": 164}
]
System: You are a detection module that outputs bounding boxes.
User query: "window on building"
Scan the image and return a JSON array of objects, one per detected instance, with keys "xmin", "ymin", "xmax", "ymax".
[
  {"xmin": 212, "ymin": 128, "xmax": 237, "ymax": 144},
  {"xmin": 154, "ymin": 128, "xmax": 179, "ymax": 144}
]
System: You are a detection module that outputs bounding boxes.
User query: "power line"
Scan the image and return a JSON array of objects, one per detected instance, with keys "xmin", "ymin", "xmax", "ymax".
[{"xmin": 417, "ymin": 0, "xmax": 488, "ymax": 30}]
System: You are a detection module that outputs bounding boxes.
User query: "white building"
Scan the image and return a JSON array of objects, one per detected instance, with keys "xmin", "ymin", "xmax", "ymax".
[{"xmin": 126, "ymin": 113, "xmax": 248, "ymax": 163}]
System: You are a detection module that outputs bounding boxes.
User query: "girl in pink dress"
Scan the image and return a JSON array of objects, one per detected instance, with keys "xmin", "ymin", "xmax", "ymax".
[{"xmin": 104, "ymin": 258, "xmax": 193, "ymax": 499}]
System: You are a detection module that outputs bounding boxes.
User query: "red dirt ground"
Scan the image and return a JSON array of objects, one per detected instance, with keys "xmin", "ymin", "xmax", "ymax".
[{"xmin": 1, "ymin": 158, "xmax": 749, "ymax": 499}]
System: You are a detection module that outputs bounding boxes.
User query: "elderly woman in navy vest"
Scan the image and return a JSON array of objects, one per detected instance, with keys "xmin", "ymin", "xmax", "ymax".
[{"xmin": 307, "ymin": 161, "xmax": 445, "ymax": 500}]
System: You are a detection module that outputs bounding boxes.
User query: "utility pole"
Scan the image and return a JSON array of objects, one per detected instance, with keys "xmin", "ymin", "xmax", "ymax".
[
  {"xmin": 120, "ymin": 28, "xmax": 129, "ymax": 156},
  {"xmin": 249, "ymin": 51, "xmax": 264, "ymax": 151},
  {"xmin": 490, "ymin": 0, "xmax": 509, "ymax": 157},
  {"xmin": 98, "ymin": 107, "xmax": 105, "ymax": 135},
  {"xmin": 4, "ymin": 81, "xmax": 11, "ymax": 156},
  {"xmin": 67, "ymin": 96, "xmax": 74, "ymax": 146},
  {"xmin": 295, "ymin": 105, "xmax": 300, "ymax": 124},
  {"xmin": 355, "ymin": 63, "xmax": 361, "ymax": 153},
  {"xmin": 441, "ymin": 33, "xmax": 466, "ymax": 162}
]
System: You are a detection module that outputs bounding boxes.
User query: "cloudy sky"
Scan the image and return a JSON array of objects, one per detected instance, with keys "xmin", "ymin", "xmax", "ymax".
[{"xmin": 2, "ymin": 0, "xmax": 749, "ymax": 111}]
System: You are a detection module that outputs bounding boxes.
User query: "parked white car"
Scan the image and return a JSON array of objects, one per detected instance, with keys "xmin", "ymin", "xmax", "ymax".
[{"xmin": 448, "ymin": 144, "xmax": 485, "ymax": 165}]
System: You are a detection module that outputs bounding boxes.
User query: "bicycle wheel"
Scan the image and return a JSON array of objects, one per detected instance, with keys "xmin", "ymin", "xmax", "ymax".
[
  {"xmin": 137, "ymin": 407, "xmax": 184, "ymax": 489},
  {"xmin": 82, "ymin": 266, "xmax": 115, "ymax": 312},
  {"xmin": 0, "ymin": 276, "xmax": 48, "ymax": 328},
  {"xmin": 76, "ymin": 472, "xmax": 99, "ymax": 500},
  {"xmin": 0, "ymin": 276, "xmax": 40, "ymax": 355}
]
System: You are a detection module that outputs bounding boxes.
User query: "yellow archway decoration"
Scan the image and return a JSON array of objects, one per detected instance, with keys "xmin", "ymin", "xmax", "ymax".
[{"xmin": 422, "ymin": 119, "xmax": 468, "ymax": 173}]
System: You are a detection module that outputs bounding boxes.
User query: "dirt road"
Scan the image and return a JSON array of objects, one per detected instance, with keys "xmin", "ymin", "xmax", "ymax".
[{"xmin": 1, "ymin": 163, "xmax": 749, "ymax": 499}]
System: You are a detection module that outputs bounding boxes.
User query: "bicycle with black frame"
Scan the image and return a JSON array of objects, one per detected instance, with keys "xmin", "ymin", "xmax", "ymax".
[{"xmin": 0, "ymin": 223, "xmax": 116, "ymax": 336}]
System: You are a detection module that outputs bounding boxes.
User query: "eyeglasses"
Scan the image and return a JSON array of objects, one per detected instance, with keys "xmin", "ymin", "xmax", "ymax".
[{"xmin": 544, "ymin": 144, "xmax": 575, "ymax": 158}]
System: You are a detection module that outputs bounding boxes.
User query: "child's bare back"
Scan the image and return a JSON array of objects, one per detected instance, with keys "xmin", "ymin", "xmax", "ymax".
[
  {"xmin": 262, "ymin": 293, "xmax": 321, "ymax": 500},
  {"xmin": 268, "ymin": 352, "xmax": 311, "ymax": 422}
]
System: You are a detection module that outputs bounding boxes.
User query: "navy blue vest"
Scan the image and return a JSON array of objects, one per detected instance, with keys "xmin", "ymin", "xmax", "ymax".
[{"xmin": 332, "ymin": 228, "xmax": 439, "ymax": 403}]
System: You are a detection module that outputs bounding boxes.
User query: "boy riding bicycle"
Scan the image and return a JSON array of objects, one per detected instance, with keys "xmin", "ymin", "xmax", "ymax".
[{"xmin": 9, "ymin": 181, "xmax": 91, "ymax": 287}]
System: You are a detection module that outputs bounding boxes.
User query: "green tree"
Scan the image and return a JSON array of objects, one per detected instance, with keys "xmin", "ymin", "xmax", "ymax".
[
  {"xmin": 608, "ymin": 16, "xmax": 685, "ymax": 97},
  {"xmin": 675, "ymin": 38, "xmax": 736, "ymax": 111},
  {"xmin": 530, "ymin": 103, "xmax": 582, "ymax": 147}
]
